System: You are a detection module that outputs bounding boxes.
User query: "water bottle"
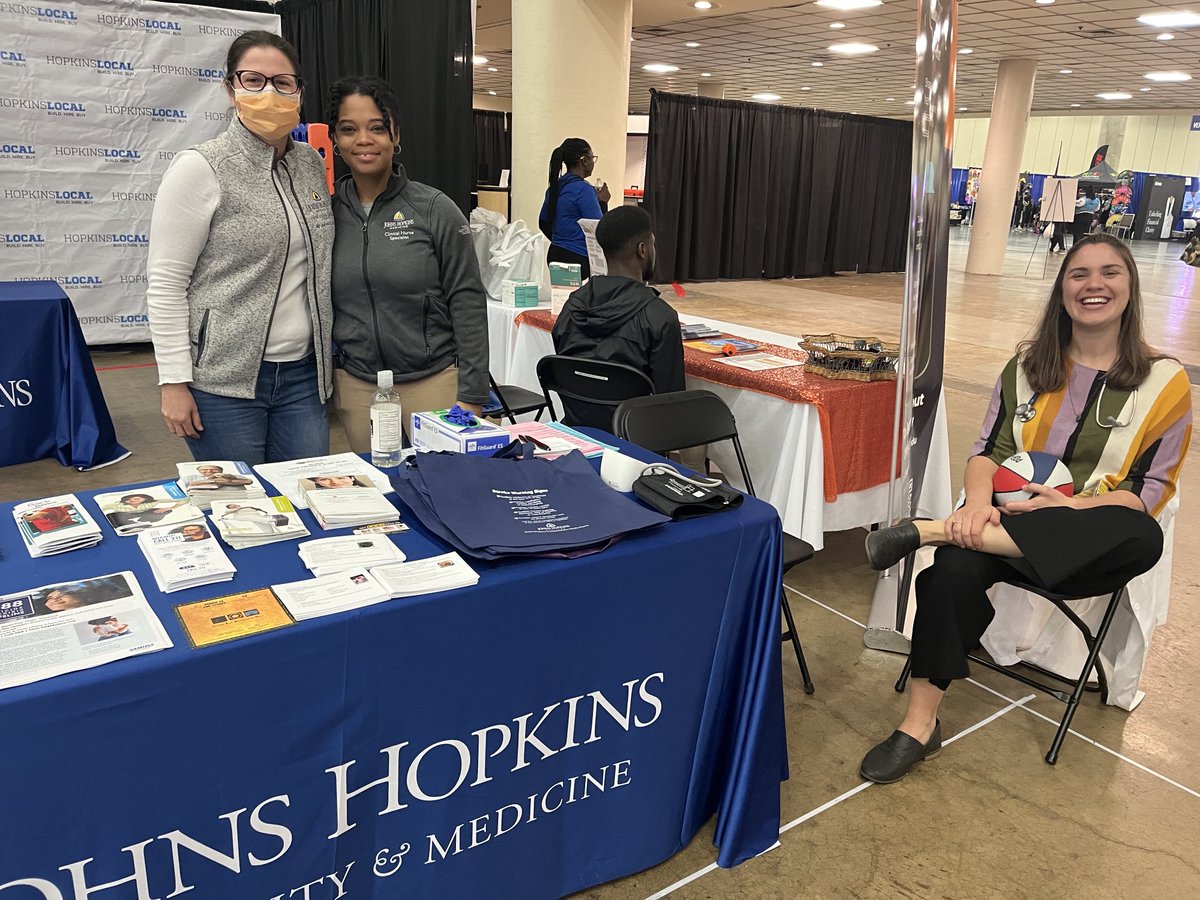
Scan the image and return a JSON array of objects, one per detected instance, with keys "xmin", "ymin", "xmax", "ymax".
[{"xmin": 370, "ymin": 370, "xmax": 402, "ymax": 467}]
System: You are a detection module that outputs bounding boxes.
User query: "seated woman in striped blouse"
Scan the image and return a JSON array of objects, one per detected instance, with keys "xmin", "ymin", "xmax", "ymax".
[{"xmin": 860, "ymin": 233, "xmax": 1193, "ymax": 784}]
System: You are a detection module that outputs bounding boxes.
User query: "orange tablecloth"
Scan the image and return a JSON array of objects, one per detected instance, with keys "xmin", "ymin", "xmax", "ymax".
[{"xmin": 517, "ymin": 309, "xmax": 895, "ymax": 502}]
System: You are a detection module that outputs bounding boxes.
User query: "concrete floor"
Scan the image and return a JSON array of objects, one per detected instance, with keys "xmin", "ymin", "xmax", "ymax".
[{"xmin": 3, "ymin": 229, "xmax": 1198, "ymax": 897}]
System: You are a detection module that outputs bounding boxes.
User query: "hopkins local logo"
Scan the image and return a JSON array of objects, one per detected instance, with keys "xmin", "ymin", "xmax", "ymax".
[
  {"xmin": 15, "ymin": 274, "xmax": 102, "ymax": 288},
  {"xmin": 6, "ymin": 3, "xmax": 77, "ymax": 24},
  {"xmin": 53, "ymin": 145, "xmax": 141, "ymax": 164},
  {"xmin": 0, "ymin": 142, "xmax": 35, "ymax": 160},
  {"xmin": 1, "ymin": 233, "xmax": 44, "ymax": 250},
  {"xmin": 0, "ymin": 97, "xmax": 86, "ymax": 118},
  {"xmin": 150, "ymin": 64, "xmax": 224, "ymax": 83},
  {"xmin": 104, "ymin": 103, "xmax": 187, "ymax": 123},
  {"xmin": 63, "ymin": 232, "xmax": 149, "ymax": 248},
  {"xmin": 95, "ymin": 12, "xmax": 182, "ymax": 35},
  {"xmin": 44, "ymin": 54, "xmax": 134, "ymax": 75},
  {"xmin": 2, "ymin": 187, "xmax": 93, "ymax": 205},
  {"xmin": 0, "ymin": 49, "xmax": 28, "ymax": 67},
  {"xmin": 0, "ymin": 672, "xmax": 664, "ymax": 898},
  {"xmin": 79, "ymin": 312, "xmax": 149, "ymax": 328}
]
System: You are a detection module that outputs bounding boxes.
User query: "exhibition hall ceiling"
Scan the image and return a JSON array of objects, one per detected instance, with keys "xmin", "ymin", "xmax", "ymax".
[{"xmin": 472, "ymin": 0, "xmax": 1200, "ymax": 118}]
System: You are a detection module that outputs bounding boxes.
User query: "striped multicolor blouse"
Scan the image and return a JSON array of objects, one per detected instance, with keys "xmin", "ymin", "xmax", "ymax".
[{"xmin": 973, "ymin": 355, "xmax": 1192, "ymax": 517}]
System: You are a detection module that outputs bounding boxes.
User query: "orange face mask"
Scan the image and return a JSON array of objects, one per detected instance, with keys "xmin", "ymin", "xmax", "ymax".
[{"xmin": 233, "ymin": 89, "xmax": 301, "ymax": 142}]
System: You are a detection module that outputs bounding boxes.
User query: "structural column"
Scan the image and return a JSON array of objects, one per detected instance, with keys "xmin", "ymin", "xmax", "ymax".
[
  {"xmin": 511, "ymin": 0, "xmax": 633, "ymax": 227},
  {"xmin": 698, "ymin": 81, "xmax": 725, "ymax": 99},
  {"xmin": 965, "ymin": 59, "xmax": 1037, "ymax": 275}
]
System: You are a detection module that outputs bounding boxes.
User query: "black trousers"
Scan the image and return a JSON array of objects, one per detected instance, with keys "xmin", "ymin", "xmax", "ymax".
[
  {"xmin": 1047, "ymin": 225, "xmax": 1066, "ymax": 252},
  {"xmin": 909, "ymin": 506, "xmax": 1163, "ymax": 690},
  {"xmin": 547, "ymin": 244, "xmax": 590, "ymax": 281}
]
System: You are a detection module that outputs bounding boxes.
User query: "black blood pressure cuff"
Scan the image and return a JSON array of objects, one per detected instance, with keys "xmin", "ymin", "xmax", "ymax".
[{"xmin": 632, "ymin": 468, "xmax": 744, "ymax": 519}]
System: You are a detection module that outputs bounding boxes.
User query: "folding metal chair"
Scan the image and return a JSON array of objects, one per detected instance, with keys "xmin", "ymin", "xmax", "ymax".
[
  {"xmin": 483, "ymin": 374, "xmax": 548, "ymax": 425},
  {"xmin": 894, "ymin": 574, "xmax": 1131, "ymax": 764},
  {"xmin": 536, "ymin": 354, "xmax": 654, "ymax": 432},
  {"xmin": 614, "ymin": 389, "xmax": 816, "ymax": 693}
]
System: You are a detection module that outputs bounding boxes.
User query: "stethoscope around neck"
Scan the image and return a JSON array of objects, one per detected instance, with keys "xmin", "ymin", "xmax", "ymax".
[{"xmin": 1014, "ymin": 378, "xmax": 1137, "ymax": 428}]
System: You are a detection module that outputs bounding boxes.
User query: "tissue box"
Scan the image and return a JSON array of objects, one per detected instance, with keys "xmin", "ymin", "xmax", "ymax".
[
  {"xmin": 550, "ymin": 262, "xmax": 582, "ymax": 315},
  {"xmin": 501, "ymin": 280, "xmax": 541, "ymax": 308},
  {"xmin": 411, "ymin": 410, "xmax": 511, "ymax": 455}
]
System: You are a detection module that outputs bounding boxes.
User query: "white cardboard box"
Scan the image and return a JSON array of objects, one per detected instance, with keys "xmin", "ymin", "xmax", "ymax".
[{"xmin": 410, "ymin": 410, "xmax": 511, "ymax": 455}]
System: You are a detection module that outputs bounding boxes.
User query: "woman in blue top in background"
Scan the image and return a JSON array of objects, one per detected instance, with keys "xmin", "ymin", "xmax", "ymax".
[{"xmin": 539, "ymin": 138, "xmax": 609, "ymax": 279}]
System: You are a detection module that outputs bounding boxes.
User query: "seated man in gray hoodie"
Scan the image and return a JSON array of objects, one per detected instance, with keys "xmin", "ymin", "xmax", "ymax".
[{"xmin": 551, "ymin": 205, "xmax": 685, "ymax": 430}]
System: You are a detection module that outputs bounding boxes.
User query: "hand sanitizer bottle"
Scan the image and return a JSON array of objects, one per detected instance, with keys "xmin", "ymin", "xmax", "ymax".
[{"xmin": 370, "ymin": 370, "xmax": 402, "ymax": 467}]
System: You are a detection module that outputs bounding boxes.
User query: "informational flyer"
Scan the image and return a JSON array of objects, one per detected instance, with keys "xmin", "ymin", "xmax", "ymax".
[
  {"xmin": 0, "ymin": 571, "xmax": 172, "ymax": 690},
  {"xmin": 253, "ymin": 453, "xmax": 395, "ymax": 509},
  {"xmin": 174, "ymin": 589, "xmax": 295, "ymax": 649}
]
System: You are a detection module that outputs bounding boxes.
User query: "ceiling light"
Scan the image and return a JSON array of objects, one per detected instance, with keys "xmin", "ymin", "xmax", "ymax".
[
  {"xmin": 1096, "ymin": 92, "xmax": 1132, "ymax": 100},
  {"xmin": 1059, "ymin": 69, "xmax": 1072, "ymax": 74},
  {"xmin": 701, "ymin": 72, "xmax": 712, "ymax": 77},
  {"xmin": 1136, "ymin": 12, "xmax": 1200, "ymax": 28},
  {"xmin": 752, "ymin": 92, "xmax": 782, "ymax": 101},
  {"xmin": 959, "ymin": 48, "xmax": 973, "ymax": 54},
  {"xmin": 812, "ymin": 61, "xmax": 824, "ymax": 67},
  {"xmin": 1145, "ymin": 70, "xmax": 1192, "ymax": 81},
  {"xmin": 905, "ymin": 100, "xmax": 915, "ymax": 105},
  {"xmin": 830, "ymin": 22, "xmax": 846, "ymax": 29},
  {"xmin": 1034, "ymin": 0, "xmax": 1055, "ymax": 5},
  {"xmin": 488, "ymin": 91, "xmax": 497, "ymax": 96},
  {"xmin": 685, "ymin": 41, "xmax": 701, "ymax": 47},
  {"xmin": 691, "ymin": 1, "xmax": 716, "ymax": 9},
  {"xmin": 1158, "ymin": 32, "xmax": 1175, "ymax": 40},
  {"xmin": 886, "ymin": 96, "xmax": 894, "ymax": 100},
  {"xmin": 642, "ymin": 63, "xmax": 680, "ymax": 73},
  {"xmin": 829, "ymin": 42, "xmax": 879, "ymax": 55},
  {"xmin": 1141, "ymin": 86, "xmax": 1153, "ymax": 91},
  {"xmin": 800, "ymin": 86, "xmax": 812, "ymax": 90},
  {"xmin": 958, "ymin": 106, "xmax": 968, "ymax": 111},
  {"xmin": 1071, "ymin": 103, "xmax": 1081, "ymax": 107},
  {"xmin": 815, "ymin": 0, "xmax": 883, "ymax": 9},
  {"xmin": 471, "ymin": 55, "xmax": 488, "ymax": 65},
  {"xmin": 487, "ymin": 67, "xmax": 498, "ymax": 72}
]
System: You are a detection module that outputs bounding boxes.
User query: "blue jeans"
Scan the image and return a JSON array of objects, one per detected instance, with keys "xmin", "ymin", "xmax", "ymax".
[{"xmin": 186, "ymin": 355, "xmax": 329, "ymax": 465}]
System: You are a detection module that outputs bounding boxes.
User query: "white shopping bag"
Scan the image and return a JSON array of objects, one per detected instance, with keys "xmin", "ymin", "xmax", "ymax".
[
  {"xmin": 485, "ymin": 221, "xmax": 551, "ymax": 304},
  {"xmin": 469, "ymin": 207, "xmax": 507, "ymax": 275}
]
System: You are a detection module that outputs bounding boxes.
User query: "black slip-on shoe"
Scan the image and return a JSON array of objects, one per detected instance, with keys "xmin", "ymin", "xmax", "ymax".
[
  {"xmin": 858, "ymin": 719, "xmax": 942, "ymax": 784},
  {"xmin": 864, "ymin": 520, "xmax": 922, "ymax": 571}
]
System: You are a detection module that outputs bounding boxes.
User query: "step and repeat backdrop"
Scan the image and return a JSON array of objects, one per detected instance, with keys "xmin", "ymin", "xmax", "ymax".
[{"xmin": 1, "ymin": 0, "xmax": 280, "ymax": 344}]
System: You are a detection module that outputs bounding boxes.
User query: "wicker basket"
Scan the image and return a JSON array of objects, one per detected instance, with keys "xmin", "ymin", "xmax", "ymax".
[{"xmin": 799, "ymin": 333, "xmax": 900, "ymax": 382}]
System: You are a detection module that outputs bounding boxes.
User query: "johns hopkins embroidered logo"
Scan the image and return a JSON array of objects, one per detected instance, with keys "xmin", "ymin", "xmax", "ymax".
[
  {"xmin": 384, "ymin": 212, "xmax": 415, "ymax": 241},
  {"xmin": 311, "ymin": 191, "xmax": 321, "ymax": 201},
  {"xmin": 393, "ymin": 211, "xmax": 405, "ymax": 221}
]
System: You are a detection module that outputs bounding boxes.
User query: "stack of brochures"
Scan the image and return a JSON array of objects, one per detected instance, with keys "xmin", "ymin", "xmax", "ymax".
[
  {"xmin": 683, "ymin": 337, "xmax": 760, "ymax": 354},
  {"xmin": 296, "ymin": 474, "xmax": 400, "ymax": 530},
  {"xmin": 272, "ymin": 569, "xmax": 391, "ymax": 621},
  {"xmin": 94, "ymin": 483, "xmax": 204, "ymax": 536},
  {"xmin": 254, "ymin": 452, "xmax": 395, "ymax": 510},
  {"xmin": 176, "ymin": 461, "xmax": 267, "ymax": 510},
  {"xmin": 136, "ymin": 521, "xmax": 237, "ymax": 593},
  {"xmin": 498, "ymin": 421, "xmax": 614, "ymax": 459},
  {"xmin": 298, "ymin": 535, "xmax": 406, "ymax": 577},
  {"xmin": 209, "ymin": 497, "xmax": 310, "ymax": 549},
  {"xmin": 681, "ymin": 322, "xmax": 720, "ymax": 340},
  {"xmin": 13, "ymin": 494, "xmax": 103, "ymax": 557},
  {"xmin": 369, "ymin": 552, "xmax": 479, "ymax": 597}
]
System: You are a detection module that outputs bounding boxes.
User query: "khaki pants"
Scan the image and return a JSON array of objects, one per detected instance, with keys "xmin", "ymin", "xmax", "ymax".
[{"xmin": 332, "ymin": 367, "xmax": 459, "ymax": 454}]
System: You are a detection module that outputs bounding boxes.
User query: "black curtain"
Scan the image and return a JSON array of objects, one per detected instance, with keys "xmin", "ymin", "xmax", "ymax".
[
  {"xmin": 278, "ymin": 0, "xmax": 474, "ymax": 213},
  {"xmin": 474, "ymin": 110, "xmax": 511, "ymax": 186},
  {"xmin": 645, "ymin": 90, "xmax": 911, "ymax": 281}
]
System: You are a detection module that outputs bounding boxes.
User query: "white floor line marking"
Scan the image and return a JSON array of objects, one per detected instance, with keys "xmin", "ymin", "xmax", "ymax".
[
  {"xmin": 643, "ymin": 696, "xmax": 1032, "ymax": 900},
  {"xmin": 792, "ymin": 582, "xmax": 1200, "ymax": 801},
  {"xmin": 786, "ymin": 585, "xmax": 867, "ymax": 629}
]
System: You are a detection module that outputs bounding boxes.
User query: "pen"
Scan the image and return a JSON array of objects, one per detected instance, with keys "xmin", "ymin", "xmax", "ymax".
[{"xmin": 518, "ymin": 434, "xmax": 552, "ymax": 451}]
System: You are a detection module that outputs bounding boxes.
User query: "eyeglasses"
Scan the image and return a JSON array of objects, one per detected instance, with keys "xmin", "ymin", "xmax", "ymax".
[
  {"xmin": 233, "ymin": 70, "xmax": 302, "ymax": 95},
  {"xmin": 587, "ymin": 154, "xmax": 599, "ymax": 162}
]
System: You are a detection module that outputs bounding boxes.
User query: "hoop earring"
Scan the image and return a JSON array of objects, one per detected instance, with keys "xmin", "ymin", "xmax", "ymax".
[
  {"xmin": 332, "ymin": 146, "xmax": 341, "ymax": 157},
  {"xmin": 394, "ymin": 145, "xmax": 401, "ymax": 156}
]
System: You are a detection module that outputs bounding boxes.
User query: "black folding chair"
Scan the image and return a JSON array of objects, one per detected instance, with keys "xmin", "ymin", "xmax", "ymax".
[
  {"xmin": 614, "ymin": 389, "xmax": 815, "ymax": 693},
  {"xmin": 536, "ymin": 355, "xmax": 654, "ymax": 432},
  {"xmin": 894, "ymin": 574, "xmax": 1130, "ymax": 764},
  {"xmin": 483, "ymin": 374, "xmax": 548, "ymax": 425}
]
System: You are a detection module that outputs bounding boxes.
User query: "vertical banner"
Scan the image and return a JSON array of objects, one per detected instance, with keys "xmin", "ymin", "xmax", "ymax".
[
  {"xmin": 864, "ymin": 0, "xmax": 955, "ymax": 650},
  {"xmin": 0, "ymin": 0, "xmax": 280, "ymax": 344}
]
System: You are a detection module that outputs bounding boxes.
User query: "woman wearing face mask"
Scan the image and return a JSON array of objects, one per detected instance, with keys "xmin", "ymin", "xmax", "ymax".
[
  {"xmin": 326, "ymin": 76, "xmax": 488, "ymax": 450},
  {"xmin": 146, "ymin": 31, "xmax": 335, "ymax": 465}
]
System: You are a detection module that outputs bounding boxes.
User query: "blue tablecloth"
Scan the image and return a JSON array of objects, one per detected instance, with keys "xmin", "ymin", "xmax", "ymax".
[
  {"xmin": 0, "ymin": 441, "xmax": 786, "ymax": 898},
  {"xmin": 0, "ymin": 280, "xmax": 129, "ymax": 470}
]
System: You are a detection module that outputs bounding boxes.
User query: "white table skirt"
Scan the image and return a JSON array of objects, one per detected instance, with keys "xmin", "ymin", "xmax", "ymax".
[{"xmin": 505, "ymin": 314, "xmax": 952, "ymax": 550}]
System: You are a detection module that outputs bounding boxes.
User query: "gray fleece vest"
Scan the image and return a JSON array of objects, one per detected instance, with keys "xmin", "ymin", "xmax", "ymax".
[{"xmin": 187, "ymin": 120, "xmax": 334, "ymax": 400}]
